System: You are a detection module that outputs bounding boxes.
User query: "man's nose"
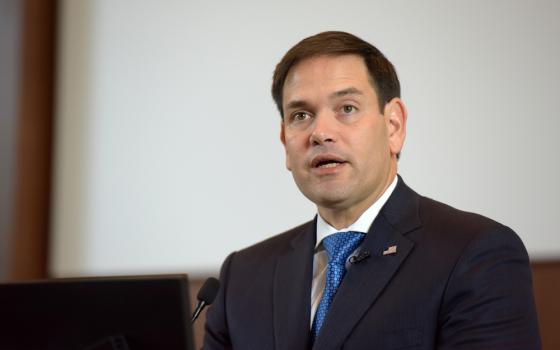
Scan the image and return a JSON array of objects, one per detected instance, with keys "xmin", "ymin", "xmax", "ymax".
[{"xmin": 309, "ymin": 113, "xmax": 337, "ymax": 146}]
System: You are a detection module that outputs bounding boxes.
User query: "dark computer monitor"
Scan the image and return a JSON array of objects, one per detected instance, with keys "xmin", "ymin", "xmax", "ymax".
[{"xmin": 0, "ymin": 274, "xmax": 194, "ymax": 350}]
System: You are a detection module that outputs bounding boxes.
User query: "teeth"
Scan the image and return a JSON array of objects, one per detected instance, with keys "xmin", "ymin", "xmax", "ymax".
[{"xmin": 319, "ymin": 162, "xmax": 340, "ymax": 168}]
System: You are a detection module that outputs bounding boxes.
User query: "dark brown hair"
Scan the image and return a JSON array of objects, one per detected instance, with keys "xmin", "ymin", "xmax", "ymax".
[{"xmin": 271, "ymin": 31, "xmax": 400, "ymax": 118}]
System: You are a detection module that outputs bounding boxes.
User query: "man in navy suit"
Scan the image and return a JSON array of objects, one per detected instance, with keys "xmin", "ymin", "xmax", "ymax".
[{"xmin": 203, "ymin": 31, "xmax": 540, "ymax": 349}]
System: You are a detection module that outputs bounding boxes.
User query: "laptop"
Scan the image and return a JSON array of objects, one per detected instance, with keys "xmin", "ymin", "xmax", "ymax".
[{"xmin": 0, "ymin": 274, "xmax": 194, "ymax": 350}]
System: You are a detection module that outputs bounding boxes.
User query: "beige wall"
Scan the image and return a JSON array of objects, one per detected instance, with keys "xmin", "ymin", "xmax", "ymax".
[{"xmin": 52, "ymin": 0, "xmax": 560, "ymax": 279}]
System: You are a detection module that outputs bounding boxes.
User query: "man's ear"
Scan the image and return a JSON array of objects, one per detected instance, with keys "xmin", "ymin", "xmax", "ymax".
[
  {"xmin": 280, "ymin": 122, "xmax": 292, "ymax": 171},
  {"xmin": 384, "ymin": 98, "xmax": 407, "ymax": 157},
  {"xmin": 280, "ymin": 121, "xmax": 286, "ymax": 146}
]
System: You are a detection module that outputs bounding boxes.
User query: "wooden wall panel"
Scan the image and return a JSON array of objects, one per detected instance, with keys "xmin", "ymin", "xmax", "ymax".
[
  {"xmin": 532, "ymin": 261, "xmax": 560, "ymax": 350},
  {"xmin": 0, "ymin": 0, "xmax": 56, "ymax": 281}
]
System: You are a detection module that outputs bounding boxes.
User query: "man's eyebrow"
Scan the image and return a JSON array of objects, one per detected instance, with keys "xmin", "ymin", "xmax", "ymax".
[
  {"xmin": 284, "ymin": 87, "xmax": 363, "ymax": 111},
  {"xmin": 329, "ymin": 87, "xmax": 364, "ymax": 99},
  {"xmin": 285, "ymin": 99, "xmax": 311, "ymax": 111}
]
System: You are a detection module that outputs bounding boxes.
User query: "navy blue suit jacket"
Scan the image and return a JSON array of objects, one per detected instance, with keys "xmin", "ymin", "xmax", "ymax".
[{"xmin": 204, "ymin": 177, "xmax": 541, "ymax": 349}]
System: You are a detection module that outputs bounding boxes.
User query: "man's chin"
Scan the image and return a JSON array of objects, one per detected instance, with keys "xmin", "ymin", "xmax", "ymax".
[{"xmin": 306, "ymin": 191, "xmax": 351, "ymax": 210}]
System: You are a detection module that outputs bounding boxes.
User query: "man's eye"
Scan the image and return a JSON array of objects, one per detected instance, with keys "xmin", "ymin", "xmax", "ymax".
[
  {"xmin": 342, "ymin": 105, "xmax": 356, "ymax": 114},
  {"xmin": 292, "ymin": 112, "xmax": 310, "ymax": 122}
]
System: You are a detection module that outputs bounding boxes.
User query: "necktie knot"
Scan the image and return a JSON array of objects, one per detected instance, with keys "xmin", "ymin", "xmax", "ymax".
[{"xmin": 323, "ymin": 231, "xmax": 366, "ymax": 266}]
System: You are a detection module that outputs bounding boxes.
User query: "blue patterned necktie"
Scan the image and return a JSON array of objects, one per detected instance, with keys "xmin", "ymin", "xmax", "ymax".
[{"xmin": 311, "ymin": 231, "xmax": 365, "ymax": 341}]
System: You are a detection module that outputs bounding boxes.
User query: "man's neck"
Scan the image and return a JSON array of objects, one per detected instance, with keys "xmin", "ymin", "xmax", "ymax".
[
  {"xmin": 318, "ymin": 209, "xmax": 364, "ymax": 230},
  {"xmin": 318, "ymin": 172, "xmax": 397, "ymax": 230}
]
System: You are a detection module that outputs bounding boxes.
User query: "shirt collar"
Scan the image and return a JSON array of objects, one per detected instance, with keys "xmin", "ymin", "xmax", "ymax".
[{"xmin": 315, "ymin": 175, "xmax": 398, "ymax": 248}]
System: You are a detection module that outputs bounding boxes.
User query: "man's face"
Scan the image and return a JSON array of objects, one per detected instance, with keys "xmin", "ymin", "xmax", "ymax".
[{"xmin": 280, "ymin": 54, "xmax": 405, "ymax": 219}]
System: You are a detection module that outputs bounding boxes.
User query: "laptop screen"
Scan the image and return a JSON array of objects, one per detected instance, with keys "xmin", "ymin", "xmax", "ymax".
[{"xmin": 0, "ymin": 274, "xmax": 194, "ymax": 350}]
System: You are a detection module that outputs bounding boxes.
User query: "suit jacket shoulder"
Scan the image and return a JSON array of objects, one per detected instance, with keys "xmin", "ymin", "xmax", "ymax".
[
  {"xmin": 204, "ymin": 220, "xmax": 316, "ymax": 350},
  {"xmin": 204, "ymin": 177, "xmax": 541, "ymax": 350}
]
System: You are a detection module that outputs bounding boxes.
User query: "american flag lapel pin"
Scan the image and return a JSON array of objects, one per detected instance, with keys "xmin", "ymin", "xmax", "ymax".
[{"xmin": 382, "ymin": 245, "xmax": 397, "ymax": 256}]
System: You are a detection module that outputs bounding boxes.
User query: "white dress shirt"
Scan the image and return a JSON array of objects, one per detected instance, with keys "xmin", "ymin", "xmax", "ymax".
[{"xmin": 310, "ymin": 175, "xmax": 398, "ymax": 326}]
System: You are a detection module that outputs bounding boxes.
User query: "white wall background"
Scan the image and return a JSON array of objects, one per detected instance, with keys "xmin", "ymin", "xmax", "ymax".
[{"xmin": 51, "ymin": 0, "xmax": 560, "ymax": 278}]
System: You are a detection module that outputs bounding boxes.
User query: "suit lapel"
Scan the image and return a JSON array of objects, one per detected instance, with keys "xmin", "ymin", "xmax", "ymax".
[
  {"xmin": 273, "ymin": 220, "xmax": 316, "ymax": 350},
  {"xmin": 313, "ymin": 177, "xmax": 422, "ymax": 349}
]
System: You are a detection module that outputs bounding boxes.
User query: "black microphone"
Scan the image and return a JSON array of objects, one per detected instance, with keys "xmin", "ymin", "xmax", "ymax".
[
  {"xmin": 191, "ymin": 277, "xmax": 220, "ymax": 323},
  {"xmin": 349, "ymin": 251, "xmax": 371, "ymax": 264}
]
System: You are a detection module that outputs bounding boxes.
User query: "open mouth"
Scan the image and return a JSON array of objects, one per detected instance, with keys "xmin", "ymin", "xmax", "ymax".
[
  {"xmin": 315, "ymin": 160, "xmax": 344, "ymax": 168},
  {"xmin": 311, "ymin": 155, "xmax": 347, "ymax": 169}
]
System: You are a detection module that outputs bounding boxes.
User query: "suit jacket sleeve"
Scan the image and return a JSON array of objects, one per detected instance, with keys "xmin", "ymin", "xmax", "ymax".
[{"xmin": 437, "ymin": 225, "xmax": 541, "ymax": 349}]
